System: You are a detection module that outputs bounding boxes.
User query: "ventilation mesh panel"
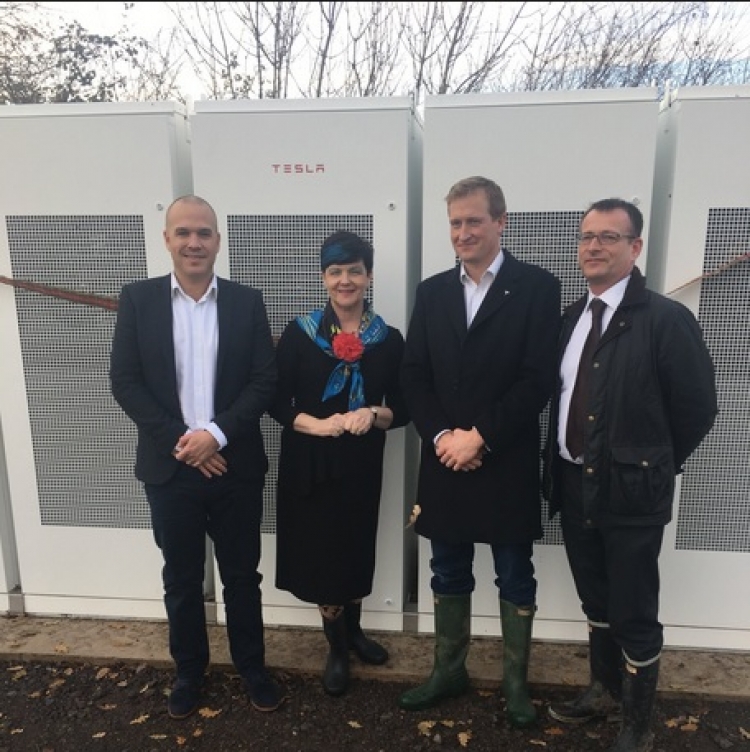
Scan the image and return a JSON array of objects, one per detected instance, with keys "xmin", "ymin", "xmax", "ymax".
[
  {"xmin": 504, "ymin": 211, "xmax": 586, "ymax": 544},
  {"xmin": 7, "ymin": 215, "xmax": 149, "ymax": 528},
  {"xmin": 226, "ymin": 215, "xmax": 374, "ymax": 533},
  {"xmin": 676, "ymin": 207, "xmax": 750, "ymax": 552}
]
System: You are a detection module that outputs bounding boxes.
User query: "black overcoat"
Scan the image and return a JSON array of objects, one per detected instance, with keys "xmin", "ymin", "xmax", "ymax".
[{"xmin": 401, "ymin": 252, "xmax": 561, "ymax": 544}]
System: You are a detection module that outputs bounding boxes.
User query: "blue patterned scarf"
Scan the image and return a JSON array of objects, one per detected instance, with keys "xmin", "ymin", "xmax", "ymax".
[{"xmin": 297, "ymin": 302, "xmax": 388, "ymax": 410}]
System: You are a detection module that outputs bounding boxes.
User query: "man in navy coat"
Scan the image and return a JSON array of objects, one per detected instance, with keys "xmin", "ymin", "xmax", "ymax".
[
  {"xmin": 110, "ymin": 195, "xmax": 283, "ymax": 718},
  {"xmin": 399, "ymin": 176, "xmax": 561, "ymax": 728}
]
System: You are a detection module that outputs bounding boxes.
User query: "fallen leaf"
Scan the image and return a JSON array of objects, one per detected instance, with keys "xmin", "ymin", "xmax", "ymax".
[
  {"xmin": 193, "ymin": 729, "xmax": 204, "ymax": 737},
  {"xmin": 529, "ymin": 740, "xmax": 548, "ymax": 747},
  {"xmin": 457, "ymin": 730, "xmax": 472, "ymax": 747},
  {"xmin": 476, "ymin": 689, "xmax": 494, "ymax": 697},
  {"xmin": 149, "ymin": 735, "xmax": 168, "ymax": 740},
  {"xmin": 129, "ymin": 714, "xmax": 149, "ymax": 724},
  {"xmin": 98, "ymin": 704, "xmax": 117, "ymax": 711},
  {"xmin": 544, "ymin": 726, "xmax": 565, "ymax": 736},
  {"xmin": 405, "ymin": 504, "xmax": 421, "ymax": 528},
  {"xmin": 117, "ymin": 680, "xmax": 128, "ymax": 687},
  {"xmin": 440, "ymin": 720, "xmax": 456, "ymax": 727},
  {"xmin": 739, "ymin": 727, "xmax": 750, "ymax": 739},
  {"xmin": 176, "ymin": 737, "xmax": 187, "ymax": 746},
  {"xmin": 199, "ymin": 707, "xmax": 222, "ymax": 718},
  {"xmin": 680, "ymin": 722, "xmax": 699, "ymax": 731},
  {"xmin": 96, "ymin": 668, "xmax": 111, "ymax": 680},
  {"xmin": 28, "ymin": 691, "xmax": 41, "ymax": 698},
  {"xmin": 111, "ymin": 638, "xmax": 135, "ymax": 647},
  {"xmin": 91, "ymin": 732, "xmax": 106, "ymax": 738},
  {"xmin": 418, "ymin": 720, "xmax": 436, "ymax": 736},
  {"xmin": 347, "ymin": 720, "xmax": 362, "ymax": 728},
  {"xmin": 10, "ymin": 729, "xmax": 23, "ymax": 735},
  {"xmin": 47, "ymin": 679, "xmax": 66, "ymax": 690}
]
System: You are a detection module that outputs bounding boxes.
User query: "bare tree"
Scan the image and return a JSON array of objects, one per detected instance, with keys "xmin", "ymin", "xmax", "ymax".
[
  {"xmin": 165, "ymin": 1, "xmax": 307, "ymax": 99},
  {"xmin": 343, "ymin": 2, "xmax": 404, "ymax": 96},
  {"xmin": 399, "ymin": 2, "xmax": 528, "ymax": 99},
  {"xmin": 302, "ymin": 1, "xmax": 344, "ymax": 98},
  {"xmin": 0, "ymin": 2, "xmax": 184, "ymax": 103},
  {"xmin": 3, "ymin": 1, "xmax": 749, "ymax": 104},
  {"xmin": 510, "ymin": 1, "xmax": 750, "ymax": 92},
  {"xmin": 165, "ymin": 2, "xmax": 256, "ymax": 99}
]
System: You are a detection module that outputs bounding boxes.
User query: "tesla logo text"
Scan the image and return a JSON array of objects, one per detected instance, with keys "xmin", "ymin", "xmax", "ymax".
[{"xmin": 272, "ymin": 163, "xmax": 326, "ymax": 174}]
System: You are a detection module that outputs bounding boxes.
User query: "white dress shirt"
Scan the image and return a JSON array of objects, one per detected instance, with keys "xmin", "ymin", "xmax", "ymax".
[
  {"xmin": 558, "ymin": 274, "xmax": 629, "ymax": 463},
  {"xmin": 171, "ymin": 273, "xmax": 227, "ymax": 449},
  {"xmin": 461, "ymin": 250, "xmax": 505, "ymax": 327},
  {"xmin": 433, "ymin": 251, "xmax": 505, "ymax": 446}
]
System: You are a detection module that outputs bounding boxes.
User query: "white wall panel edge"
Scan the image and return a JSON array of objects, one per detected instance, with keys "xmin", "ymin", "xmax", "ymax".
[
  {"xmin": 21, "ymin": 596, "xmax": 166, "ymax": 620},
  {"xmin": 194, "ymin": 96, "xmax": 417, "ymax": 115},
  {"xmin": 424, "ymin": 87, "xmax": 659, "ymax": 110},
  {"xmin": 0, "ymin": 101, "xmax": 187, "ymax": 120},
  {"xmin": 220, "ymin": 604, "xmax": 405, "ymax": 633}
]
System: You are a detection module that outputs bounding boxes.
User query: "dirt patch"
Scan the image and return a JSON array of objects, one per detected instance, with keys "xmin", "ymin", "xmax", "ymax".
[{"xmin": 0, "ymin": 659, "xmax": 747, "ymax": 751}]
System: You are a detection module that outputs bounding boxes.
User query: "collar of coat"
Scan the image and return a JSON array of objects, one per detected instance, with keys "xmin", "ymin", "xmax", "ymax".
[{"xmin": 564, "ymin": 265, "xmax": 648, "ymax": 321}]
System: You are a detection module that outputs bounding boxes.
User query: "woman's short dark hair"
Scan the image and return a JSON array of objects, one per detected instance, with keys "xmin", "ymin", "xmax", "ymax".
[{"xmin": 320, "ymin": 230, "xmax": 374, "ymax": 272}]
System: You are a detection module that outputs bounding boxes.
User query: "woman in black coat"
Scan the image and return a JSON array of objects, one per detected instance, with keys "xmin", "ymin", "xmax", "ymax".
[{"xmin": 269, "ymin": 230, "xmax": 409, "ymax": 697}]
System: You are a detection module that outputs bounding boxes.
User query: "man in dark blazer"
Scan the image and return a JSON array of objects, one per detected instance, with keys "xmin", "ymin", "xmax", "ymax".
[
  {"xmin": 110, "ymin": 195, "xmax": 284, "ymax": 719},
  {"xmin": 398, "ymin": 176, "xmax": 561, "ymax": 728}
]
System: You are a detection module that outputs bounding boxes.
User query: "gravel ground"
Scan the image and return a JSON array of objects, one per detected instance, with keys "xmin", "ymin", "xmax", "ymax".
[{"xmin": 1, "ymin": 659, "xmax": 748, "ymax": 751}]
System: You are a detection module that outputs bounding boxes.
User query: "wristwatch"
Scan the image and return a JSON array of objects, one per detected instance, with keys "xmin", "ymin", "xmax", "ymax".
[{"xmin": 370, "ymin": 406, "xmax": 379, "ymax": 424}]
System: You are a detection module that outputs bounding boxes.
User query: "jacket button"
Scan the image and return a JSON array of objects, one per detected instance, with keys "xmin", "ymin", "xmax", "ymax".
[
  {"xmin": 585, "ymin": 466, "xmax": 594, "ymax": 474},
  {"xmin": 641, "ymin": 460, "xmax": 649, "ymax": 467},
  {"xmin": 593, "ymin": 362, "xmax": 600, "ymax": 368},
  {"xmin": 587, "ymin": 414, "xmax": 595, "ymax": 421}
]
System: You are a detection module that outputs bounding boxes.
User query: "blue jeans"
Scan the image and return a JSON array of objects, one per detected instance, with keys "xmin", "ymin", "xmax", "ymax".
[
  {"xmin": 145, "ymin": 465, "xmax": 266, "ymax": 681},
  {"xmin": 429, "ymin": 539, "xmax": 537, "ymax": 606}
]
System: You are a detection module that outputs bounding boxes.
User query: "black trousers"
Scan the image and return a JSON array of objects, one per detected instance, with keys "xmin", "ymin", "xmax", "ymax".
[
  {"xmin": 560, "ymin": 460, "xmax": 664, "ymax": 663},
  {"xmin": 145, "ymin": 465, "xmax": 266, "ymax": 681}
]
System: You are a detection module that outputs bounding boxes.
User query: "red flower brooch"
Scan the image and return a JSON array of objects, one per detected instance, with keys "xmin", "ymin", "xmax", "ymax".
[{"xmin": 332, "ymin": 331, "xmax": 364, "ymax": 363}]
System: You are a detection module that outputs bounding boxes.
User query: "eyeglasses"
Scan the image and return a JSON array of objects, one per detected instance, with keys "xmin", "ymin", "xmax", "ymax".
[{"xmin": 577, "ymin": 232, "xmax": 635, "ymax": 246}]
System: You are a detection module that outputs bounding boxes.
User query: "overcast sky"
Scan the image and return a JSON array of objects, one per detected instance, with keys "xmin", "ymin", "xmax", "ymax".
[{"xmin": 43, "ymin": 1, "xmax": 175, "ymax": 38}]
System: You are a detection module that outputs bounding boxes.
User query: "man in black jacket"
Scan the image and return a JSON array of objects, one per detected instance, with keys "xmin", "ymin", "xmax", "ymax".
[
  {"xmin": 544, "ymin": 198, "xmax": 717, "ymax": 752},
  {"xmin": 110, "ymin": 195, "xmax": 284, "ymax": 719}
]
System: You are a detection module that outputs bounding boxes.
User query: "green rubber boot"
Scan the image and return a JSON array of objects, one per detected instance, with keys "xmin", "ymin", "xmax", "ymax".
[
  {"xmin": 499, "ymin": 599, "xmax": 538, "ymax": 728},
  {"xmin": 398, "ymin": 593, "xmax": 471, "ymax": 711}
]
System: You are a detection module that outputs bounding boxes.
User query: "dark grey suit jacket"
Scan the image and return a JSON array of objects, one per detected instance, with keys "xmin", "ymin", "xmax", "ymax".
[{"xmin": 110, "ymin": 274, "xmax": 277, "ymax": 485}]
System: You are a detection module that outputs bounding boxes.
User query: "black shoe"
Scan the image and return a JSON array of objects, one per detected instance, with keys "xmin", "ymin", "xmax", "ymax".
[
  {"xmin": 349, "ymin": 632, "xmax": 389, "ymax": 665},
  {"xmin": 168, "ymin": 678, "xmax": 203, "ymax": 719},
  {"xmin": 548, "ymin": 681, "xmax": 621, "ymax": 725},
  {"xmin": 245, "ymin": 670, "xmax": 286, "ymax": 712}
]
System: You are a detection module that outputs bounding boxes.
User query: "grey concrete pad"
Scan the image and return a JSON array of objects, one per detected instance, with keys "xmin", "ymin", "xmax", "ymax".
[{"xmin": 0, "ymin": 614, "xmax": 748, "ymax": 700}]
